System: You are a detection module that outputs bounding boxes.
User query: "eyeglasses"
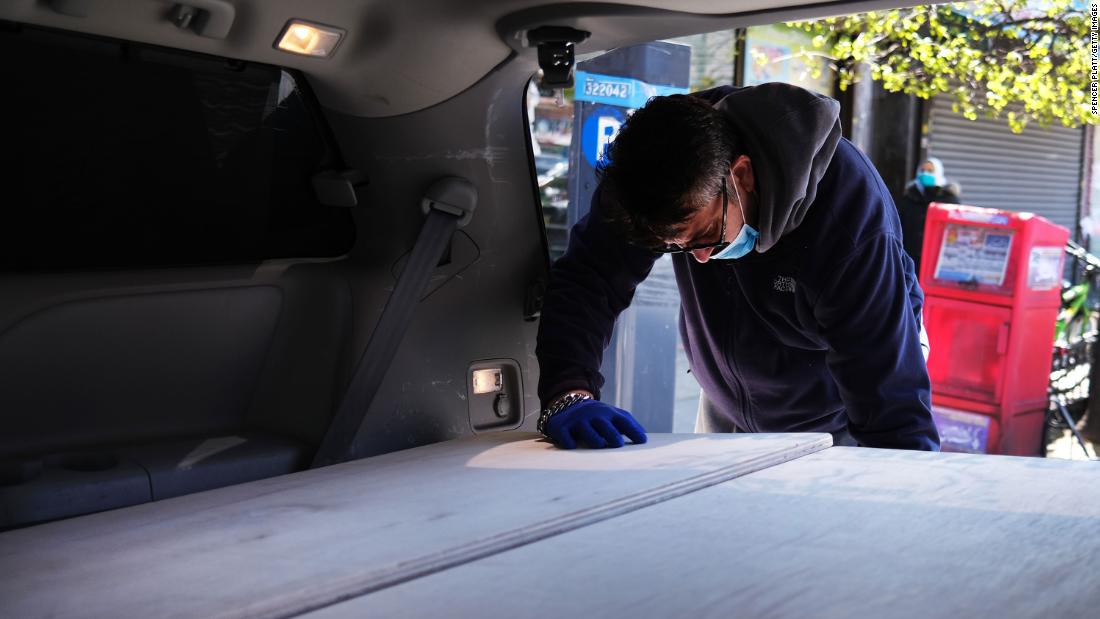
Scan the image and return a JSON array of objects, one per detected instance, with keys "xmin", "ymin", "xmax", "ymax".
[{"xmin": 653, "ymin": 177, "xmax": 730, "ymax": 254}]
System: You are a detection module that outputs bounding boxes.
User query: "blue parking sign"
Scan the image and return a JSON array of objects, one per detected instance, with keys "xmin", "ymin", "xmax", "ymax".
[{"xmin": 580, "ymin": 105, "xmax": 626, "ymax": 168}]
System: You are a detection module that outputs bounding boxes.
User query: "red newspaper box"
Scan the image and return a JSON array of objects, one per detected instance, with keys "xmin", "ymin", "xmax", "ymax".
[{"xmin": 920, "ymin": 203, "xmax": 1068, "ymax": 455}]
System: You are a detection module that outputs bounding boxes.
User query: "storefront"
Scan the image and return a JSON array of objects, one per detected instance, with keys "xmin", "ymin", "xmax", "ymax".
[{"xmin": 927, "ymin": 95, "xmax": 1087, "ymax": 238}]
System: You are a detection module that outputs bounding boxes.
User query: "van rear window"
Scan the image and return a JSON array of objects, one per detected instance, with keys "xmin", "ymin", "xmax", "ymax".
[{"xmin": 0, "ymin": 24, "xmax": 354, "ymax": 270}]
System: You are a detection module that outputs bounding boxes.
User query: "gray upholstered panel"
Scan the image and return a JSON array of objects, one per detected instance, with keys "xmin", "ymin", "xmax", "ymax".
[
  {"xmin": 119, "ymin": 434, "xmax": 308, "ymax": 500},
  {"xmin": 0, "ymin": 452, "xmax": 151, "ymax": 529},
  {"xmin": 0, "ymin": 434, "xmax": 308, "ymax": 529},
  {"xmin": 245, "ymin": 265, "xmax": 353, "ymax": 446},
  {"xmin": 0, "ymin": 287, "xmax": 283, "ymax": 458}
]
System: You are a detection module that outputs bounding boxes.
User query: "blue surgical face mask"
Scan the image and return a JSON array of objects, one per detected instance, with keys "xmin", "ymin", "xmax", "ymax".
[
  {"xmin": 711, "ymin": 222, "xmax": 758, "ymax": 260},
  {"xmin": 711, "ymin": 177, "xmax": 758, "ymax": 260},
  {"xmin": 917, "ymin": 172, "xmax": 937, "ymax": 188}
]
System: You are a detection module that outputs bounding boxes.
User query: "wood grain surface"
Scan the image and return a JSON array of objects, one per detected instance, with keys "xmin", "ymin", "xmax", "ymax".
[
  {"xmin": 0, "ymin": 432, "xmax": 831, "ymax": 619},
  {"xmin": 305, "ymin": 446, "xmax": 1100, "ymax": 619}
]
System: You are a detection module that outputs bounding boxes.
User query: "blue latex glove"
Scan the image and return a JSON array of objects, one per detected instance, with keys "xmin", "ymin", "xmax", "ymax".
[{"xmin": 545, "ymin": 399, "xmax": 648, "ymax": 449}]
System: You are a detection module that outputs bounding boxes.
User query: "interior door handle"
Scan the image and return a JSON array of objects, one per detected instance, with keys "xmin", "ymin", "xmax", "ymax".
[{"xmin": 170, "ymin": 1, "xmax": 236, "ymax": 40}]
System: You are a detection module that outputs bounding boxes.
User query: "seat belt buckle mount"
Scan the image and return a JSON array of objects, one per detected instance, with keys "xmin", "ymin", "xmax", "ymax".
[{"xmin": 421, "ymin": 176, "xmax": 477, "ymax": 228}]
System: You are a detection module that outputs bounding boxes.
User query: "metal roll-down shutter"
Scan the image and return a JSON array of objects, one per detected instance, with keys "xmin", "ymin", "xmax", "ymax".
[{"xmin": 928, "ymin": 95, "xmax": 1085, "ymax": 237}]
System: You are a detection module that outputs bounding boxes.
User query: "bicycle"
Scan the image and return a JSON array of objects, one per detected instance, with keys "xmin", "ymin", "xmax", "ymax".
[{"xmin": 1046, "ymin": 240, "xmax": 1100, "ymax": 459}]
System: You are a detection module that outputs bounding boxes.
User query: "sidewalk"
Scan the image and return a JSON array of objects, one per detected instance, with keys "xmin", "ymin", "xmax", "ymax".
[{"xmin": 1045, "ymin": 429, "xmax": 1098, "ymax": 460}]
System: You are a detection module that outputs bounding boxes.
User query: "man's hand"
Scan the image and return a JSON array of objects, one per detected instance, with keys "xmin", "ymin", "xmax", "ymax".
[{"xmin": 545, "ymin": 399, "xmax": 648, "ymax": 449}]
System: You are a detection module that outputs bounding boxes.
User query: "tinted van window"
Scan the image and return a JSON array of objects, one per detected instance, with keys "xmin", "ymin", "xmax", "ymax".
[{"xmin": 1, "ymin": 24, "xmax": 354, "ymax": 270}]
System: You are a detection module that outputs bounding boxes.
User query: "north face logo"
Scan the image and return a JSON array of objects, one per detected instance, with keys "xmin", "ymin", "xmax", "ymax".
[{"xmin": 773, "ymin": 275, "xmax": 796, "ymax": 293}]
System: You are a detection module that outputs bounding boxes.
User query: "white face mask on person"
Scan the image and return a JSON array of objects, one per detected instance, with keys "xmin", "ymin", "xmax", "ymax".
[{"xmin": 711, "ymin": 176, "xmax": 758, "ymax": 260}]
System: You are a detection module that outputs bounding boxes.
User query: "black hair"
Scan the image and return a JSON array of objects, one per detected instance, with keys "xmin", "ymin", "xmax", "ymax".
[{"xmin": 597, "ymin": 94, "xmax": 738, "ymax": 249}]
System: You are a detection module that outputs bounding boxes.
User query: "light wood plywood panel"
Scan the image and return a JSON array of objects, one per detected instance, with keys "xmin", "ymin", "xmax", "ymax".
[
  {"xmin": 307, "ymin": 447, "xmax": 1100, "ymax": 618},
  {"xmin": 0, "ymin": 432, "xmax": 831, "ymax": 619}
]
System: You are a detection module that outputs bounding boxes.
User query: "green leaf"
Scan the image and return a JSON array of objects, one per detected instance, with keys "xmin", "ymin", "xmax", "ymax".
[{"xmin": 787, "ymin": 0, "xmax": 1097, "ymax": 132}]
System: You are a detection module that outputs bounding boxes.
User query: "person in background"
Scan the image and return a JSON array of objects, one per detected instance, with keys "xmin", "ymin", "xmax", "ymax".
[{"xmin": 896, "ymin": 157, "xmax": 960, "ymax": 274}]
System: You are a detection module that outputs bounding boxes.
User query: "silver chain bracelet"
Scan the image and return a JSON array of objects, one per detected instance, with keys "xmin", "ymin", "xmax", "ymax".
[{"xmin": 536, "ymin": 392, "xmax": 593, "ymax": 435}]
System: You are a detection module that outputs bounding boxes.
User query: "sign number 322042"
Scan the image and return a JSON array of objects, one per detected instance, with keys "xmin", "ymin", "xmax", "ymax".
[{"xmin": 584, "ymin": 78, "xmax": 632, "ymax": 99}]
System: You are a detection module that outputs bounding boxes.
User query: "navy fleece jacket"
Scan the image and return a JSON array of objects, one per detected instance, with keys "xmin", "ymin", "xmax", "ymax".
[{"xmin": 535, "ymin": 83, "xmax": 939, "ymax": 451}]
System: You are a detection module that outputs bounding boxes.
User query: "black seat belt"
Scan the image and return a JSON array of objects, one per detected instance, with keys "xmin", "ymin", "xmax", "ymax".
[{"xmin": 312, "ymin": 177, "xmax": 477, "ymax": 468}]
